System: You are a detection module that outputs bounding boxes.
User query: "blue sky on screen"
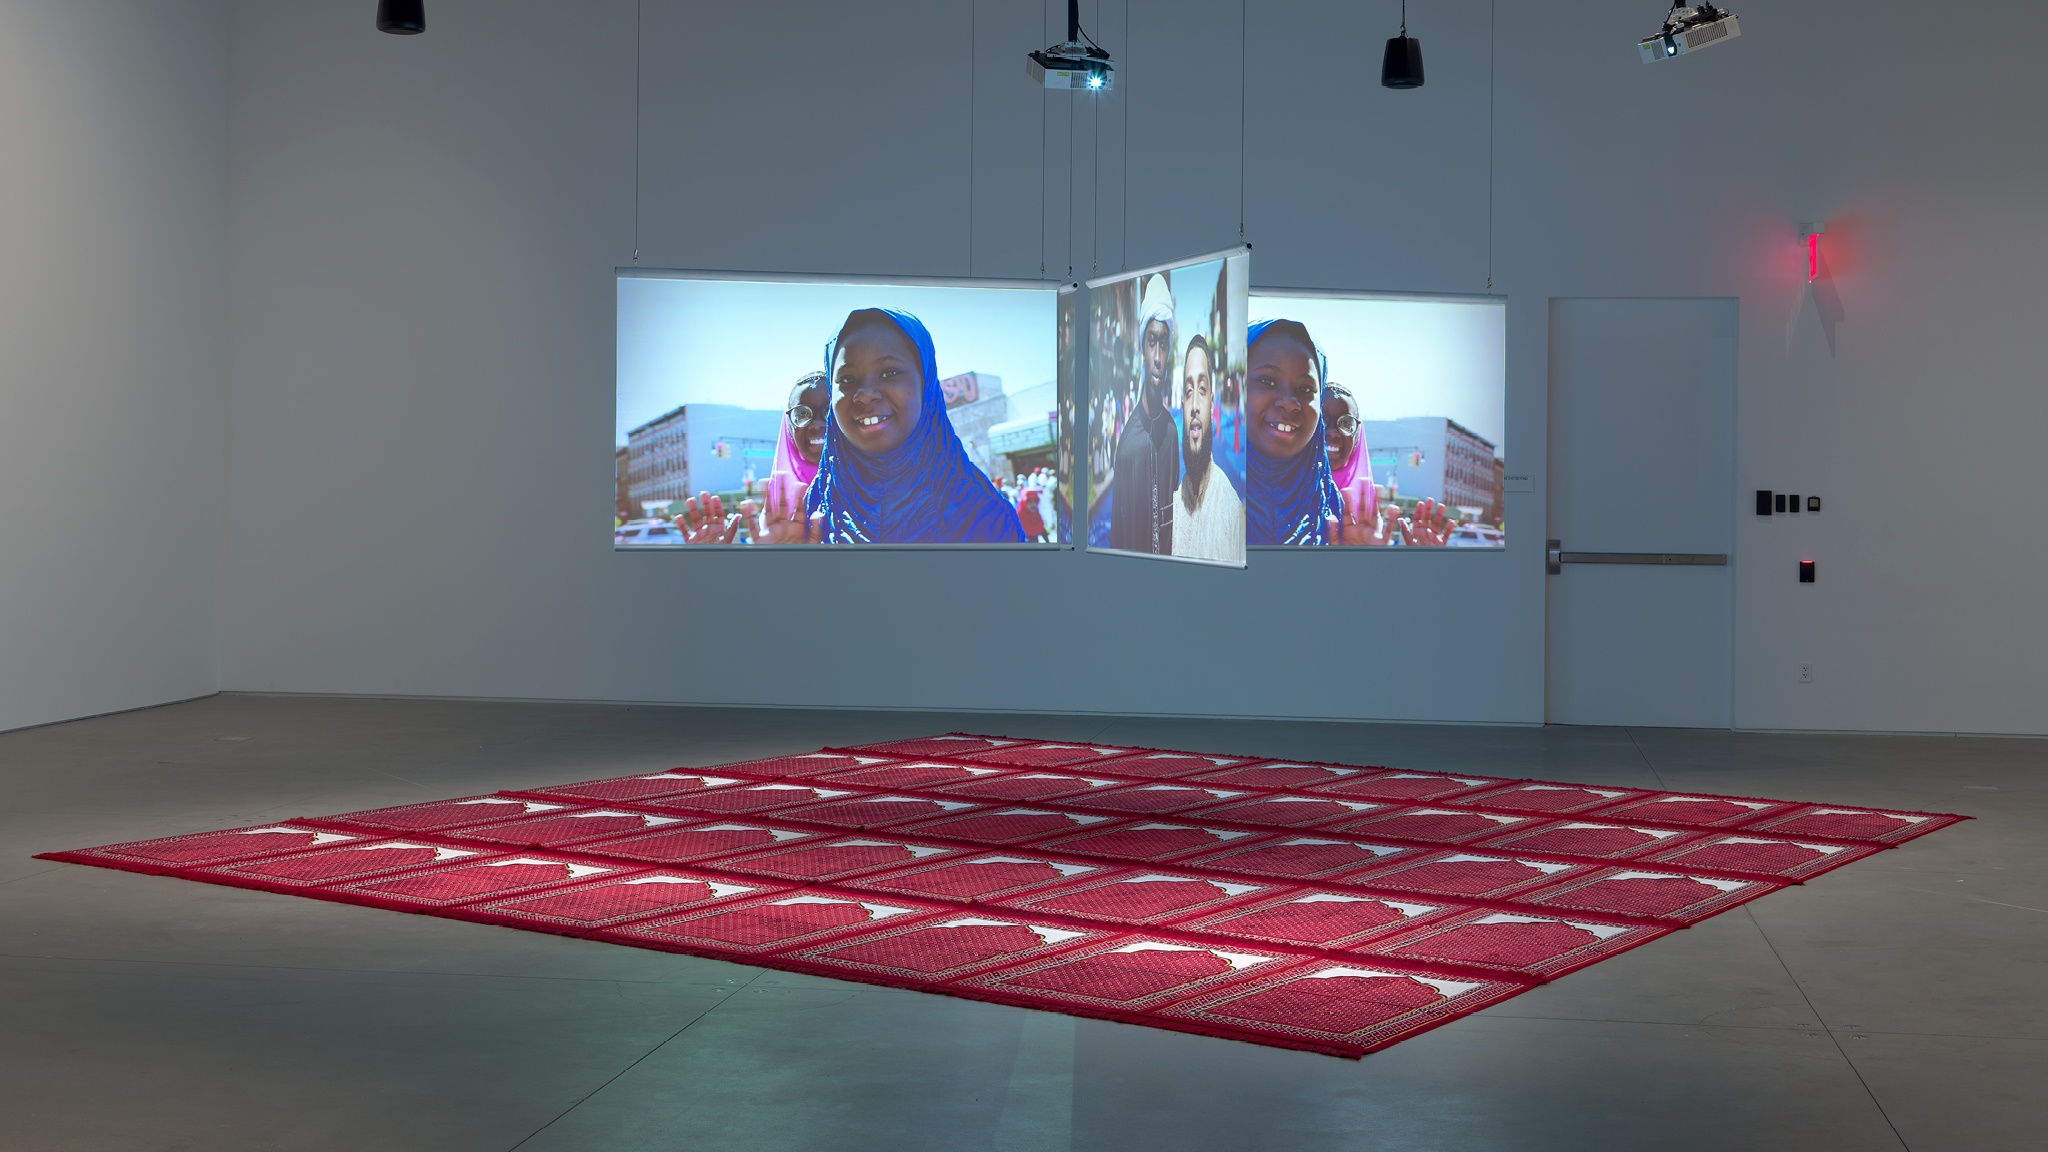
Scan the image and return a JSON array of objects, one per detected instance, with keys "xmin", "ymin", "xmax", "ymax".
[
  {"xmin": 1249, "ymin": 294, "xmax": 1506, "ymax": 455},
  {"xmin": 617, "ymin": 277, "xmax": 1057, "ymax": 445}
]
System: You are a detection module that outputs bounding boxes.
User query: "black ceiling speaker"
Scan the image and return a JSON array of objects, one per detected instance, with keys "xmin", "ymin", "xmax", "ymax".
[
  {"xmin": 1381, "ymin": 0, "xmax": 1423, "ymax": 89},
  {"xmin": 377, "ymin": 0, "xmax": 425, "ymax": 35}
]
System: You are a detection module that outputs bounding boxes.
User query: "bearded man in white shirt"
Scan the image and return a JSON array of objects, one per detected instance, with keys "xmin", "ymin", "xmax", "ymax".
[{"xmin": 1171, "ymin": 335, "xmax": 1244, "ymax": 562}]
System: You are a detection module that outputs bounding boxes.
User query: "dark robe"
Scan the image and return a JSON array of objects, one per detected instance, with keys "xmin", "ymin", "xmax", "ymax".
[{"xmin": 1109, "ymin": 393, "xmax": 1181, "ymax": 554}]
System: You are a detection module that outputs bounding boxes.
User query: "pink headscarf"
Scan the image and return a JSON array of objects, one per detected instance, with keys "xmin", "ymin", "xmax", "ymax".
[
  {"xmin": 770, "ymin": 411, "xmax": 819, "ymax": 488},
  {"xmin": 764, "ymin": 373, "xmax": 825, "ymax": 519},
  {"xmin": 1326, "ymin": 384, "xmax": 1376, "ymax": 524}
]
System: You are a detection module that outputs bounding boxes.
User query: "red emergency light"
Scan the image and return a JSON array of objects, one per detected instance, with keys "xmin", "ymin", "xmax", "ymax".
[{"xmin": 1800, "ymin": 224, "xmax": 1825, "ymax": 282}]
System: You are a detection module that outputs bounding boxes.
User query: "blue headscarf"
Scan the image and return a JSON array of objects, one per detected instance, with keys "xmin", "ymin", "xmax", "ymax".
[
  {"xmin": 1244, "ymin": 318, "xmax": 1341, "ymax": 546},
  {"xmin": 804, "ymin": 308, "xmax": 1026, "ymax": 544}
]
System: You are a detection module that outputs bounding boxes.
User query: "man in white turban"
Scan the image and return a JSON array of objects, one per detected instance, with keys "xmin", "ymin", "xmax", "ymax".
[{"xmin": 1110, "ymin": 275, "xmax": 1181, "ymax": 553}]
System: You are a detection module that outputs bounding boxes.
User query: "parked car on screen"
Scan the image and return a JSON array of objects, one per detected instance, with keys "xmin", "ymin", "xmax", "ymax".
[
  {"xmin": 1446, "ymin": 524, "xmax": 1505, "ymax": 548},
  {"xmin": 615, "ymin": 519, "xmax": 683, "ymax": 546}
]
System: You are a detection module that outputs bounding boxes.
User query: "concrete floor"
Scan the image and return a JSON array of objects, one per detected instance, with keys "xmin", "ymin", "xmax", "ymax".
[{"xmin": 1, "ymin": 694, "xmax": 2041, "ymax": 1152}]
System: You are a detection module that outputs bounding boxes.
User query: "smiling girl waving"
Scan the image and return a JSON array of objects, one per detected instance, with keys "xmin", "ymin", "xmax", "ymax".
[{"xmin": 803, "ymin": 308, "xmax": 1026, "ymax": 544}]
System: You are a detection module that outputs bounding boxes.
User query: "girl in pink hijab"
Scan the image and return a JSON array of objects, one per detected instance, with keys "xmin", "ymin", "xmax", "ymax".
[
  {"xmin": 760, "ymin": 371, "xmax": 830, "ymax": 542},
  {"xmin": 1322, "ymin": 383, "xmax": 1377, "ymax": 527}
]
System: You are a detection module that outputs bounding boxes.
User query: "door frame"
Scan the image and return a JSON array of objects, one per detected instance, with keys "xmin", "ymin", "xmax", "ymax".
[{"xmin": 1542, "ymin": 295, "xmax": 1739, "ymax": 728}]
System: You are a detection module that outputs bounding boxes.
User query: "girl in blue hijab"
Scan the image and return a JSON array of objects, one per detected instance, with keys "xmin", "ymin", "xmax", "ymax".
[
  {"xmin": 804, "ymin": 308, "xmax": 1026, "ymax": 544},
  {"xmin": 1244, "ymin": 318, "xmax": 1343, "ymax": 545}
]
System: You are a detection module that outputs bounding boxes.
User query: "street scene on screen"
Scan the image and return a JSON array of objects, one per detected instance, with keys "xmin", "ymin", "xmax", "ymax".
[{"xmin": 616, "ymin": 276, "xmax": 1063, "ymax": 546}]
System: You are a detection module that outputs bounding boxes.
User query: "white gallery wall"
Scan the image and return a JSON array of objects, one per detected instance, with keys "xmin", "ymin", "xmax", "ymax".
[
  {"xmin": 0, "ymin": 0, "xmax": 227, "ymax": 733},
  {"xmin": 201, "ymin": 0, "xmax": 2047, "ymax": 733}
]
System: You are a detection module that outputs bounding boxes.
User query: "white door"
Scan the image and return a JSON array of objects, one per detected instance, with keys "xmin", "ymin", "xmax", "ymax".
[{"xmin": 1545, "ymin": 298, "xmax": 1736, "ymax": 727}]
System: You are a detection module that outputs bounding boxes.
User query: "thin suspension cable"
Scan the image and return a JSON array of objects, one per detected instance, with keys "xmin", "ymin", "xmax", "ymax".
[
  {"xmin": 1487, "ymin": 0, "xmax": 1496, "ymax": 291},
  {"xmin": 1067, "ymin": 89, "xmax": 1076, "ymax": 278},
  {"xmin": 632, "ymin": 0, "xmax": 642, "ymax": 264},
  {"xmin": 1091, "ymin": 3, "xmax": 1100, "ymax": 277},
  {"xmin": 1040, "ymin": 2, "xmax": 1048, "ymax": 276},
  {"xmin": 969, "ymin": 0, "xmax": 976, "ymax": 276},
  {"xmin": 1238, "ymin": 0, "xmax": 1246, "ymax": 239},
  {"xmin": 1120, "ymin": 0, "xmax": 1129, "ymax": 269}
]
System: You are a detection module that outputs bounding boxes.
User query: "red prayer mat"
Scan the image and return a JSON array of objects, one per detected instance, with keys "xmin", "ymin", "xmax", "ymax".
[{"xmin": 39, "ymin": 733, "xmax": 1966, "ymax": 1060}]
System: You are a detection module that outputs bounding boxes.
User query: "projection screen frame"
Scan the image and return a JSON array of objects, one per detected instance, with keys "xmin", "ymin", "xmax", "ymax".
[
  {"xmin": 615, "ymin": 266, "xmax": 1076, "ymax": 551},
  {"xmin": 1081, "ymin": 244, "xmax": 1253, "ymax": 291},
  {"xmin": 1248, "ymin": 284, "xmax": 1505, "ymax": 306},
  {"xmin": 1081, "ymin": 246, "xmax": 1253, "ymax": 569},
  {"xmin": 1244, "ymin": 284, "xmax": 1509, "ymax": 552},
  {"xmin": 617, "ymin": 266, "xmax": 1067, "ymax": 293}
]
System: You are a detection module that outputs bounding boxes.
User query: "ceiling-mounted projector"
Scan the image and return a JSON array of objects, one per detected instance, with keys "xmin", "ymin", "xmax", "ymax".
[
  {"xmin": 1028, "ymin": 0, "xmax": 1114, "ymax": 90},
  {"xmin": 1638, "ymin": 3, "xmax": 1741, "ymax": 62}
]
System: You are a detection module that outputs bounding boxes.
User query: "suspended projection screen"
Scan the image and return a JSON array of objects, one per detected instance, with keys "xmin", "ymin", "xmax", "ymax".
[
  {"xmin": 1245, "ymin": 291, "xmax": 1507, "ymax": 548},
  {"xmin": 616, "ymin": 271, "xmax": 1066, "ymax": 547},
  {"xmin": 1086, "ymin": 248, "xmax": 1251, "ymax": 567}
]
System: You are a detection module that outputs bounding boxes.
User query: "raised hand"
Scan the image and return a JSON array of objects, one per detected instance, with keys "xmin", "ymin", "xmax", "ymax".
[
  {"xmin": 752, "ymin": 478, "xmax": 814, "ymax": 545},
  {"xmin": 1325, "ymin": 512, "xmax": 1383, "ymax": 547},
  {"xmin": 673, "ymin": 491, "xmax": 740, "ymax": 545},
  {"xmin": 1323, "ymin": 493, "xmax": 1397, "ymax": 546},
  {"xmin": 762, "ymin": 470, "xmax": 808, "ymax": 524},
  {"xmin": 1400, "ymin": 498, "xmax": 1452, "ymax": 547}
]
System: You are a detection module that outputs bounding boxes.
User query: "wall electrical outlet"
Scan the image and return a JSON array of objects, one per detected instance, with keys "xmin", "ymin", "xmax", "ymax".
[{"xmin": 1799, "ymin": 663, "xmax": 1814, "ymax": 684}]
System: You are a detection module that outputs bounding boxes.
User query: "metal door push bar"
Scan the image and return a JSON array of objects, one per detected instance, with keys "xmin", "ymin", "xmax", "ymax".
[{"xmin": 1546, "ymin": 539, "xmax": 1728, "ymax": 575}]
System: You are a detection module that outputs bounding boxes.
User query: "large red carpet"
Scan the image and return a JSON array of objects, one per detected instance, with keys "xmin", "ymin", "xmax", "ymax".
[{"xmin": 39, "ymin": 734, "xmax": 1965, "ymax": 1058}]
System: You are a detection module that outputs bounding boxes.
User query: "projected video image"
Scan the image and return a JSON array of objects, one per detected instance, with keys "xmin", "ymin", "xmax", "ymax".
[
  {"xmin": 1245, "ymin": 293, "xmax": 1506, "ymax": 548},
  {"xmin": 616, "ymin": 273, "xmax": 1062, "ymax": 546},
  {"xmin": 1086, "ymin": 250, "xmax": 1250, "ymax": 566},
  {"xmin": 1054, "ymin": 287, "xmax": 1079, "ymax": 545}
]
